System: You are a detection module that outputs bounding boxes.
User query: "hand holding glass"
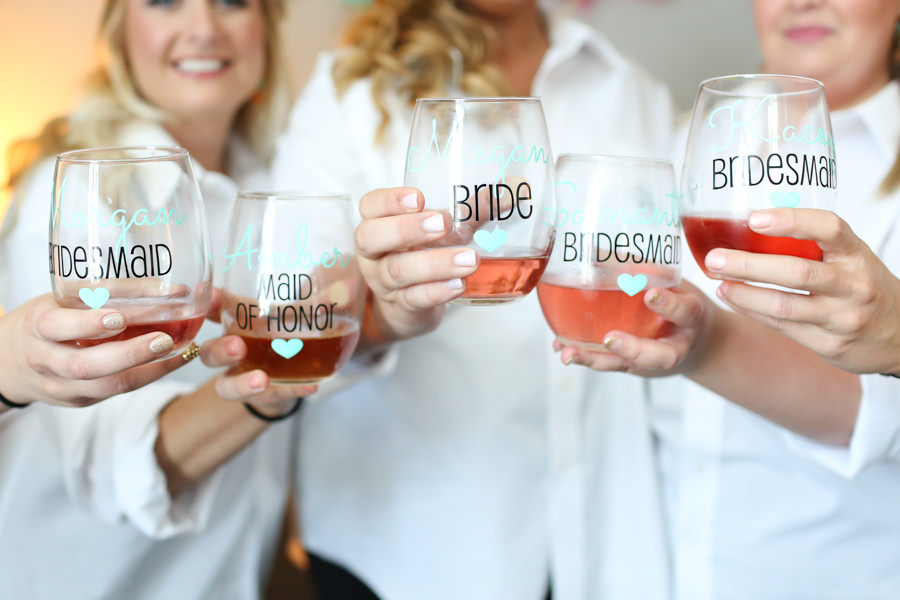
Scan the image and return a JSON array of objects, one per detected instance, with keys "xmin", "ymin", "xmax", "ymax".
[
  {"xmin": 50, "ymin": 146, "xmax": 212, "ymax": 357},
  {"xmin": 404, "ymin": 98, "xmax": 556, "ymax": 305},
  {"xmin": 681, "ymin": 74, "xmax": 837, "ymax": 276},
  {"xmin": 221, "ymin": 193, "xmax": 365, "ymax": 385},
  {"xmin": 538, "ymin": 155, "xmax": 680, "ymax": 349}
]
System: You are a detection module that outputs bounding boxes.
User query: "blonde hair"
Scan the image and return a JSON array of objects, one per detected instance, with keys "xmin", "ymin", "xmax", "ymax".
[
  {"xmin": 5, "ymin": 0, "xmax": 290, "ymax": 192},
  {"xmin": 882, "ymin": 21, "xmax": 900, "ymax": 195},
  {"xmin": 332, "ymin": 0, "xmax": 513, "ymax": 142}
]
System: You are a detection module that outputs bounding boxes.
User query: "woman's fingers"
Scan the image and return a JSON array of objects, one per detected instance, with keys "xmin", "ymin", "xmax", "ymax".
[
  {"xmin": 355, "ymin": 211, "xmax": 451, "ymax": 258},
  {"xmin": 748, "ymin": 208, "xmax": 860, "ymax": 255},
  {"xmin": 200, "ymin": 335, "xmax": 246, "ymax": 368},
  {"xmin": 358, "ymin": 187, "xmax": 422, "ymax": 219},
  {"xmin": 644, "ymin": 286, "xmax": 705, "ymax": 329},
  {"xmin": 704, "ymin": 248, "xmax": 849, "ymax": 295},
  {"xmin": 716, "ymin": 281, "xmax": 829, "ymax": 327},
  {"xmin": 33, "ymin": 305, "xmax": 128, "ymax": 342},
  {"xmin": 375, "ymin": 247, "xmax": 479, "ymax": 291},
  {"xmin": 214, "ymin": 369, "xmax": 316, "ymax": 403},
  {"xmin": 40, "ymin": 331, "xmax": 177, "ymax": 381}
]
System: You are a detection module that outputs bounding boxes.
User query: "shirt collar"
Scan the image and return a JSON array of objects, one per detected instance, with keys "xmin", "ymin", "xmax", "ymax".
[
  {"xmin": 836, "ymin": 79, "xmax": 900, "ymax": 161},
  {"xmin": 542, "ymin": 15, "xmax": 629, "ymax": 76}
]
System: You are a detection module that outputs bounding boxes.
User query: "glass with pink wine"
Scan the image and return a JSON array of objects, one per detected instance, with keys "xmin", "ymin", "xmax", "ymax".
[
  {"xmin": 681, "ymin": 74, "xmax": 837, "ymax": 277},
  {"xmin": 404, "ymin": 98, "xmax": 556, "ymax": 305},
  {"xmin": 538, "ymin": 155, "xmax": 680, "ymax": 348},
  {"xmin": 49, "ymin": 146, "xmax": 212, "ymax": 358}
]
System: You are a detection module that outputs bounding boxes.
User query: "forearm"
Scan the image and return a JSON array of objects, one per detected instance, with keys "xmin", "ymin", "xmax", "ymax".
[
  {"xmin": 154, "ymin": 379, "xmax": 278, "ymax": 497},
  {"xmin": 688, "ymin": 310, "xmax": 861, "ymax": 446}
]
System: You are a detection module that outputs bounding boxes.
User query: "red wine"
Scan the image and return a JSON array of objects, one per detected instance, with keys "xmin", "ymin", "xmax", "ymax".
[
  {"xmin": 538, "ymin": 273, "xmax": 672, "ymax": 346},
  {"xmin": 74, "ymin": 315, "xmax": 204, "ymax": 349},
  {"xmin": 461, "ymin": 250, "xmax": 549, "ymax": 304},
  {"xmin": 682, "ymin": 215, "xmax": 822, "ymax": 277},
  {"xmin": 232, "ymin": 320, "xmax": 360, "ymax": 384}
]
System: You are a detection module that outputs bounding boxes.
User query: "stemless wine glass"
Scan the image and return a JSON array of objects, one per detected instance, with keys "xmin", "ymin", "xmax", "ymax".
[
  {"xmin": 538, "ymin": 155, "xmax": 680, "ymax": 349},
  {"xmin": 681, "ymin": 74, "xmax": 837, "ymax": 277},
  {"xmin": 221, "ymin": 192, "xmax": 365, "ymax": 385},
  {"xmin": 404, "ymin": 97, "xmax": 556, "ymax": 305},
  {"xmin": 50, "ymin": 146, "xmax": 212, "ymax": 357}
]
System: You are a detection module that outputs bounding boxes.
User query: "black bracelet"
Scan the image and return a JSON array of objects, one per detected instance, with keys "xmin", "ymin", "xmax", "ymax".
[
  {"xmin": 243, "ymin": 397, "xmax": 304, "ymax": 423},
  {"xmin": 0, "ymin": 390, "xmax": 30, "ymax": 410},
  {"xmin": 880, "ymin": 373, "xmax": 900, "ymax": 379}
]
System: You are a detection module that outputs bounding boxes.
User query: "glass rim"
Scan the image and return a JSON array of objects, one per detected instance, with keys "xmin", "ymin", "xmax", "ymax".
[
  {"xmin": 557, "ymin": 153, "xmax": 673, "ymax": 169},
  {"xmin": 414, "ymin": 96, "xmax": 542, "ymax": 105},
  {"xmin": 56, "ymin": 145, "xmax": 189, "ymax": 164},
  {"xmin": 237, "ymin": 190, "xmax": 352, "ymax": 202},
  {"xmin": 698, "ymin": 73, "xmax": 825, "ymax": 97}
]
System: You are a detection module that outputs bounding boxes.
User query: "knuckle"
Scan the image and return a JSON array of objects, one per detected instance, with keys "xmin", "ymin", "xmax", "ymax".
[
  {"xmin": 822, "ymin": 212, "xmax": 845, "ymax": 242},
  {"xmin": 353, "ymin": 226, "xmax": 373, "ymax": 257},
  {"xmin": 851, "ymin": 277, "xmax": 878, "ymax": 306},
  {"xmin": 837, "ymin": 310, "xmax": 867, "ymax": 336},
  {"xmin": 384, "ymin": 255, "xmax": 406, "ymax": 288},
  {"xmin": 63, "ymin": 354, "xmax": 92, "ymax": 380},
  {"xmin": 772, "ymin": 296, "xmax": 794, "ymax": 321},
  {"xmin": 788, "ymin": 260, "xmax": 816, "ymax": 288}
]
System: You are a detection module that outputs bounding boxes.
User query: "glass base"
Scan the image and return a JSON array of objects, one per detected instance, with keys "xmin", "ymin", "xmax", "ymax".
[{"xmin": 451, "ymin": 294, "xmax": 527, "ymax": 306}]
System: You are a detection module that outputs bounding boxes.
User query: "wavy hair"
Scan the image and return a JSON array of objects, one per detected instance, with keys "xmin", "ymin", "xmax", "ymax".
[
  {"xmin": 5, "ymin": 0, "xmax": 290, "ymax": 194},
  {"xmin": 882, "ymin": 21, "xmax": 900, "ymax": 195},
  {"xmin": 332, "ymin": 0, "xmax": 513, "ymax": 142}
]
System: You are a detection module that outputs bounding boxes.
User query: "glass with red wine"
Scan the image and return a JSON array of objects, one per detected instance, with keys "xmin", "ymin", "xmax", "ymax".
[
  {"xmin": 404, "ymin": 98, "xmax": 556, "ymax": 305},
  {"xmin": 538, "ymin": 155, "xmax": 681, "ymax": 349},
  {"xmin": 681, "ymin": 74, "xmax": 837, "ymax": 277},
  {"xmin": 49, "ymin": 146, "xmax": 212, "ymax": 357},
  {"xmin": 221, "ymin": 192, "xmax": 365, "ymax": 385}
]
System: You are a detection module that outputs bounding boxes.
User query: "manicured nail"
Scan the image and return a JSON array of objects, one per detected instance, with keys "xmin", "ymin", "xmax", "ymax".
[
  {"xmin": 401, "ymin": 192, "xmax": 419, "ymax": 210},
  {"xmin": 149, "ymin": 334, "xmax": 174, "ymax": 355},
  {"xmin": 716, "ymin": 283, "xmax": 729, "ymax": 299},
  {"xmin": 705, "ymin": 250, "xmax": 726, "ymax": 271},
  {"xmin": 604, "ymin": 335, "xmax": 621, "ymax": 351},
  {"xmin": 447, "ymin": 278, "xmax": 464, "ymax": 290},
  {"xmin": 748, "ymin": 211, "xmax": 773, "ymax": 229},
  {"xmin": 563, "ymin": 354, "xmax": 575, "ymax": 365},
  {"xmin": 102, "ymin": 312, "xmax": 125, "ymax": 330},
  {"xmin": 453, "ymin": 250, "xmax": 477, "ymax": 267},
  {"xmin": 422, "ymin": 214, "xmax": 444, "ymax": 233},
  {"xmin": 225, "ymin": 339, "xmax": 241, "ymax": 357},
  {"xmin": 249, "ymin": 375, "xmax": 266, "ymax": 393},
  {"xmin": 646, "ymin": 291, "xmax": 661, "ymax": 305}
]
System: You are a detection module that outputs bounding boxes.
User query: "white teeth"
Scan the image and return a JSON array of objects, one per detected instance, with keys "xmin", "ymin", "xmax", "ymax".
[{"xmin": 175, "ymin": 59, "xmax": 226, "ymax": 73}]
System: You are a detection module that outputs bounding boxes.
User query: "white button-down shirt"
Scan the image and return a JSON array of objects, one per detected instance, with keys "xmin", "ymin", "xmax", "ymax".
[
  {"xmin": 0, "ymin": 122, "xmax": 296, "ymax": 600},
  {"xmin": 653, "ymin": 80, "xmax": 900, "ymax": 600},
  {"xmin": 272, "ymin": 17, "xmax": 674, "ymax": 600}
]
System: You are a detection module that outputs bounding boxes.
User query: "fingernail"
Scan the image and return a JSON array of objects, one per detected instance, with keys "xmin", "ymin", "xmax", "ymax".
[
  {"xmin": 401, "ymin": 192, "xmax": 419, "ymax": 210},
  {"xmin": 102, "ymin": 312, "xmax": 125, "ymax": 330},
  {"xmin": 748, "ymin": 211, "xmax": 773, "ymax": 229},
  {"xmin": 453, "ymin": 250, "xmax": 477, "ymax": 267},
  {"xmin": 647, "ymin": 291, "xmax": 661, "ymax": 305},
  {"xmin": 225, "ymin": 339, "xmax": 241, "ymax": 357},
  {"xmin": 447, "ymin": 278, "xmax": 464, "ymax": 290},
  {"xmin": 716, "ymin": 283, "xmax": 728, "ymax": 299},
  {"xmin": 249, "ymin": 375, "xmax": 266, "ymax": 393},
  {"xmin": 563, "ymin": 354, "xmax": 575, "ymax": 366},
  {"xmin": 604, "ymin": 335, "xmax": 621, "ymax": 351},
  {"xmin": 705, "ymin": 250, "xmax": 726, "ymax": 271},
  {"xmin": 422, "ymin": 214, "xmax": 444, "ymax": 233},
  {"xmin": 149, "ymin": 334, "xmax": 174, "ymax": 355}
]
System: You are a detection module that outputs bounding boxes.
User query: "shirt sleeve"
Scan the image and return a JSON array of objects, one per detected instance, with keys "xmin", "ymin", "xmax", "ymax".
[
  {"xmin": 781, "ymin": 374, "xmax": 900, "ymax": 478},
  {"xmin": 35, "ymin": 379, "xmax": 226, "ymax": 539}
]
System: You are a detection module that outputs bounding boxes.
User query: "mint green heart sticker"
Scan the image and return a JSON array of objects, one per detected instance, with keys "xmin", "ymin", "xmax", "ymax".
[
  {"xmin": 271, "ymin": 338, "xmax": 303, "ymax": 359},
  {"xmin": 79, "ymin": 287, "xmax": 110, "ymax": 309},
  {"xmin": 473, "ymin": 229, "xmax": 507, "ymax": 253},
  {"xmin": 617, "ymin": 273, "xmax": 648, "ymax": 297},
  {"xmin": 769, "ymin": 190, "xmax": 801, "ymax": 208}
]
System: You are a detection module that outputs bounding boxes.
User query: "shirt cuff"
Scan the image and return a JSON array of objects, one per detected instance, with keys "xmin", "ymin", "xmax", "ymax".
[
  {"xmin": 782, "ymin": 374, "xmax": 900, "ymax": 478},
  {"xmin": 46, "ymin": 380, "xmax": 225, "ymax": 539}
]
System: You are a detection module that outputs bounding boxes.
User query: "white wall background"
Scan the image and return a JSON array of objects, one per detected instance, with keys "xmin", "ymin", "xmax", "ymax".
[{"xmin": 0, "ymin": 0, "xmax": 760, "ymax": 214}]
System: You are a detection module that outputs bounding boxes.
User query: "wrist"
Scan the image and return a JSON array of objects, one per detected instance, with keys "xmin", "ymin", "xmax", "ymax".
[{"xmin": 243, "ymin": 397, "xmax": 303, "ymax": 422}]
